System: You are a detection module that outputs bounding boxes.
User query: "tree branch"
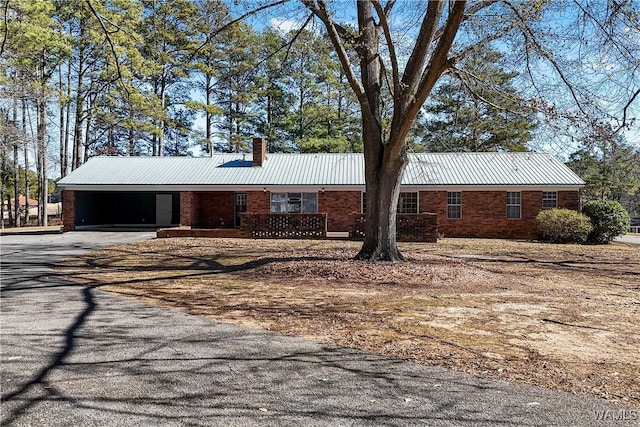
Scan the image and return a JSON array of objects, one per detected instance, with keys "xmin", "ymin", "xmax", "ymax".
[
  {"xmin": 613, "ymin": 87, "xmax": 640, "ymax": 134},
  {"xmin": 450, "ymin": 66, "xmax": 531, "ymax": 117},
  {"xmin": 190, "ymin": 0, "xmax": 290, "ymax": 61},
  {"xmin": 280, "ymin": 14, "xmax": 314, "ymax": 64},
  {"xmin": 401, "ymin": 1, "xmax": 444, "ymax": 98},
  {"xmin": 383, "ymin": 0, "xmax": 395, "ymax": 15},
  {"xmin": 1, "ymin": 0, "xmax": 9, "ymax": 58},
  {"xmin": 412, "ymin": 1, "xmax": 467, "ymax": 113},
  {"xmin": 301, "ymin": 0, "xmax": 367, "ymax": 103},
  {"xmin": 84, "ymin": 0, "xmax": 127, "ymax": 94},
  {"xmin": 503, "ymin": 0, "xmax": 588, "ymax": 117},
  {"xmin": 371, "ymin": 0, "xmax": 400, "ymax": 101},
  {"xmin": 449, "ymin": 20, "xmax": 520, "ymax": 65},
  {"xmin": 431, "ymin": 1, "xmax": 499, "ymax": 59}
]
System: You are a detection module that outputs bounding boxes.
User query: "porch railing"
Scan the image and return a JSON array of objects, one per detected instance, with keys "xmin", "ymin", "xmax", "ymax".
[
  {"xmin": 241, "ymin": 213, "xmax": 327, "ymax": 239},
  {"xmin": 350, "ymin": 213, "xmax": 438, "ymax": 242}
]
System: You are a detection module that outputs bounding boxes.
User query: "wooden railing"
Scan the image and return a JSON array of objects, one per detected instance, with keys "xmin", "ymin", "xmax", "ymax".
[{"xmin": 241, "ymin": 213, "xmax": 327, "ymax": 239}]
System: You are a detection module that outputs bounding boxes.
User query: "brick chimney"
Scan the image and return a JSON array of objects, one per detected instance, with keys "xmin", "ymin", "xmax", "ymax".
[{"xmin": 252, "ymin": 137, "xmax": 266, "ymax": 166}]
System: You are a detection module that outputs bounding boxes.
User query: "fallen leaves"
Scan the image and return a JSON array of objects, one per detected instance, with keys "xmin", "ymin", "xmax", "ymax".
[{"xmin": 59, "ymin": 237, "xmax": 640, "ymax": 407}]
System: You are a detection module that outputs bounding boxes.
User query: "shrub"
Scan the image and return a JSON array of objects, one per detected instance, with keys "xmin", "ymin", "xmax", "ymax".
[
  {"xmin": 536, "ymin": 208, "xmax": 593, "ymax": 243},
  {"xmin": 582, "ymin": 200, "xmax": 631, "ymax": 244}
]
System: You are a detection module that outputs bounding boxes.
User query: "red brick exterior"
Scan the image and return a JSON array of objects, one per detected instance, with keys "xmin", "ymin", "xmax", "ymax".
[
  {"xmin": 318, "ymin": 191, "xmax": 361, "ymax": 232},
  {"xmin": 194, "ymin": 192, "xmax": 235, "ymax": 228},
  {"xmin": 62, "ymin": 190, "xmax": 76, "ymax": 231},
  {"xmin": 252, "ymin": 138, "xmax": 266, "ymax": 166},
  {"xmin": 169, "ymin": 188, "xmax": 581, "ymax": 240},
  {"xmin": 246, "ymin": 191, "xmax": 270, "ymax": 214},
  {"xmin": 419, "ymin": 190, "xmax": 581, "ymax": 239},
  {"xmin": 180, "ymin": 191, "xmax": 195, "ymax": 226},
  {"xmin": 559, "ymin": 191, "xmax": 580, "ymax": 211}
]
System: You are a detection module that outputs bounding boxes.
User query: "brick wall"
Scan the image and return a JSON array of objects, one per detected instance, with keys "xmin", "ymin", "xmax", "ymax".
[
  {"xmin": 180, "ymin": 192, "xmax": 195, "ymax": 226},
  {"xmin": 246, "ymin": 191, "xmax": 270, "ymax": 214},
  {"xmin": 559, "ymin": 191, "xmax": 580, "ymax": 211},
  {"xmin": 62, "ymin": 190, "xmax": 75, "ymax": 231},
  {"xmin": 318, "ymin": 191, "xmax": 361, "ymax": 232},
  {"xmin": 176, "ymin": 188, "xmax": 580, "ymax": 239},
  {"xmin": 193, "ymin": 192, "xmax": 235, "ymax": 228},
  {"xmin": 419, "ymin": 190, "xmax": 581, "ymax": 239}
]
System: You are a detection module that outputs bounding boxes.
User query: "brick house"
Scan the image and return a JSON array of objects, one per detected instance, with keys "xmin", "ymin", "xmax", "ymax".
[{"xmin": 57, "ymin": 138, "xmax": 584, "ymax": 240}]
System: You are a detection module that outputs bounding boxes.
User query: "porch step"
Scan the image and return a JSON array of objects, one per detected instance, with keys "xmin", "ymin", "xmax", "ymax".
[{"xmin": 157, "ymin": 227, "xmax": 246, "ymax": 239}]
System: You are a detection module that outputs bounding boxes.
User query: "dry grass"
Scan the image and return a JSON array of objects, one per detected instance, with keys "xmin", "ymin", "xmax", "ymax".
[{"xmin": 59, "ymin": 237, "xmax": 640, "ymax": 407}]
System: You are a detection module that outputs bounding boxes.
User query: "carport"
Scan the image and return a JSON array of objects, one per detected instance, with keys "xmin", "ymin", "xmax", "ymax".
[{"xmin": 73, "ymin": 191, "xmax": 180, "ymax": 228}]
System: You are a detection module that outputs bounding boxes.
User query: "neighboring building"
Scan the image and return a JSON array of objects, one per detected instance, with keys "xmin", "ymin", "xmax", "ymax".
[{"xmin": 57, "ymin": 138, "xmax": 584, "ymax": 240}]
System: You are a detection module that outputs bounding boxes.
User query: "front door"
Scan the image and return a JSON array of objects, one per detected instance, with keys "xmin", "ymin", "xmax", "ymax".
[{"xmin": 234, "ymin": 193, "xmax": 247, "ymax": 228}]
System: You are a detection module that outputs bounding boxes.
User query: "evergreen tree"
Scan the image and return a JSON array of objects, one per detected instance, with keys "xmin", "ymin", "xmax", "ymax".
[
  {"xmin": 567, "ymin": 132, "xmax": 640, "ymax": 216},
  {"xmin": 414, "ymin": 48, "xmax": 536, "ymax": 153},
  {"xmin": 139, "ymin": 0, "xmax": 199, "ymax": 156},
  {"xmin": 213, "ymin": 22, "xmax": 261, "ymax": 152}
]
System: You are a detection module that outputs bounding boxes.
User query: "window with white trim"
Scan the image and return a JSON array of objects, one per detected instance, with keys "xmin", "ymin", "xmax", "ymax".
[
  {"xmin": 398, "ymin": 192, "xmax": 418, "ymax": 214},
  {"xmin": 506, "ymin": 191, "xmax": 521, "ymax": 219},
  {"xmin": 447, "ymin": 192, "xmax": 462, "ymax": 219},
  {"xmin": 542, "ymin": 191, "xmax": 557, "ymax": 209},
  {"xmin": 362, "ymin": 192, "xmax": 418, "ymax": 214},
  {"xmin": 270, "ymin": 193, "xmax": 317, "ymax": 213}
]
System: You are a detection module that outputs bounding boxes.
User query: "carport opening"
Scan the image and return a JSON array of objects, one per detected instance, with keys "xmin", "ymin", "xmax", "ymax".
[{"xmin": 75, "ymin": 191, "xmax": 180, "ymax": 229}]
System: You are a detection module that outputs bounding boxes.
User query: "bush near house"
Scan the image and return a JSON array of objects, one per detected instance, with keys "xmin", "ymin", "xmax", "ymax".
[
  {"xmin": 536, "ymin": 208, "xmax": 593, "ymax": 243},
  {"xmin": 582, "ymin": 200, "xmax": 631, "ymax": 244}
]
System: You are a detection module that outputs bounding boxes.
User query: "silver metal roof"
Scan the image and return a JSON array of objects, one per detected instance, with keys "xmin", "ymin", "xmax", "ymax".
[{"xmin": 57, "ymin": 152, "xmax": 584, "ymax": 188}]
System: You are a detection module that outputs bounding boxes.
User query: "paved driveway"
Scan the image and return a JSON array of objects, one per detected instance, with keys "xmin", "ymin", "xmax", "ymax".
[
  {"xmin": 1, "ymin": 232, "xmax": 636, "ymax": 426},
  {"xmin": 616, "ymin": 234, "xmax": 640, "ymax": 245}
]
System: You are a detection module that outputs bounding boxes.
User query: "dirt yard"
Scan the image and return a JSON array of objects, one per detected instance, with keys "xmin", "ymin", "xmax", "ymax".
[{"xmin": 60, "ymin": 237, "xmax": 640, "ymax": 407}]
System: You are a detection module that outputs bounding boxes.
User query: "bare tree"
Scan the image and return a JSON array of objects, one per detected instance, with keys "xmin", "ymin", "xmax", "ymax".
[{"xmin": 298, "ymin": 0, "xmax": 639, "ymax": 260}]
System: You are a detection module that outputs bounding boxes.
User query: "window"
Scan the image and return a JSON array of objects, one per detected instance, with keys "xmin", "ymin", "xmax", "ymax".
[
  {"xmin": 542, "ymin": 191, "xmax": 557, "ymax": 209},
  {"xmin": 398, "ymin": 192, "xmax": 418, "ymax": 214},
  {"xmin": 362, "ymin": 192, "xmax": 418, "ymax": 214},
  {"xmin": 447, "ymin": 192, "xmax": 462, "ymax": 219},
  {"xmin": 506, "ymin": 191, "xmax": 521, "ymax": 219},
  {"xmin": 270, "ymin": 193, "xmax": 317, "ymax": 213}
]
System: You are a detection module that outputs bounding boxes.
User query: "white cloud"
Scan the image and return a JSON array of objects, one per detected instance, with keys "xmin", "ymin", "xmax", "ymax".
[{"xmin": 269, "ymin": 17, "xmax": 303, "ymax": 34}]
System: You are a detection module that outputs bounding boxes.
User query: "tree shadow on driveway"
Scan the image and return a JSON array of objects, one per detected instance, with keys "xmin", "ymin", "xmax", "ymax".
[{"xmin": 1, "ymin": 235, "xmax": 636, "ymax": 426}]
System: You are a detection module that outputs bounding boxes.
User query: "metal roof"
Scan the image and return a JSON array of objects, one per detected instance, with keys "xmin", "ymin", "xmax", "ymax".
[{"xmin": 57, "ymin": 152, "xmax": 584, "ymax": 188}]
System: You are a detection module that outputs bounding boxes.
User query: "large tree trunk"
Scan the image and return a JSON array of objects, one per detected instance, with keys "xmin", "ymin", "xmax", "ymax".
[
  {"xmin": 58, "ymin": 62, "xmax": 70, "ymax": 178},
  {"xmin": 22, "ymin": 99, "xmax": 30, "ymax": 226},
  {"xmin": 83, "ymin": 93, "xmax": 93, "ymax": 162},
  {"xmin": 72, "ymin": 23, "xmax": 86, "ymax": 170},
  {"xmin": 357, "ymin": 137, "xmax": 408, "ymax": 261},
  {"xmin": 128, "ymin": 108, "xmax": 135, "ymax": 156},
  {"xmin": 36, "ymin": 94, "xmax": 47, "ymax": 227},
  {"xmin": 0, "ymin": 140, "xmax": 7, "ymax": 229},
  {"xmin": 12, "ymin": 100, "xmax": 20, "ymax": 227},
  {"xmin": 13, "ymin": 141, "xmax": 20, "ymax": 228},
  {"xmin": 353, "ymin": 1, "xmax": 408, "ymax": 261},
  {"xmin": 205, "ymin": 73, "xmax": 213, "ymax": 155}
]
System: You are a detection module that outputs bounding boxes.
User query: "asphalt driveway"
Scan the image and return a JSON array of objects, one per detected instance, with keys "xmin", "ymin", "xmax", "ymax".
[{"xmin": 1, "ymin": 232, "xmax": 636, "ymax": 426}]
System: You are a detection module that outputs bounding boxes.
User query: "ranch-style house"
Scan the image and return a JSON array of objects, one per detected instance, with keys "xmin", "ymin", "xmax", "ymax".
[{"xmin": 57, "ymin": 138, "xmax": 584, "ymax": 241}]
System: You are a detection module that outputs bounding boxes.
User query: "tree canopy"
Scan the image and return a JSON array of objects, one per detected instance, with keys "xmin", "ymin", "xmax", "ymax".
[{"xmin": 1, "ymin": 0, "xmax": 638, "ymax": 239}]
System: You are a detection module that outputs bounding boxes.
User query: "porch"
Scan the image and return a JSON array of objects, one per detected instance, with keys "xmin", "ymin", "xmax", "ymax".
[
  {"xmin": 157, "ymin": 212, "xmax": 438, "ymax": 242},
  {"xmin": 157, "ymin": 213, "xmax": 328, "ymax": 239}
]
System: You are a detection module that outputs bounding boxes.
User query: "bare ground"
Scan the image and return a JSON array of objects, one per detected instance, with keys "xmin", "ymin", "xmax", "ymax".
[{"xmin": 59, "ymin": 237, "xmax": 640, "ymax": 407}]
